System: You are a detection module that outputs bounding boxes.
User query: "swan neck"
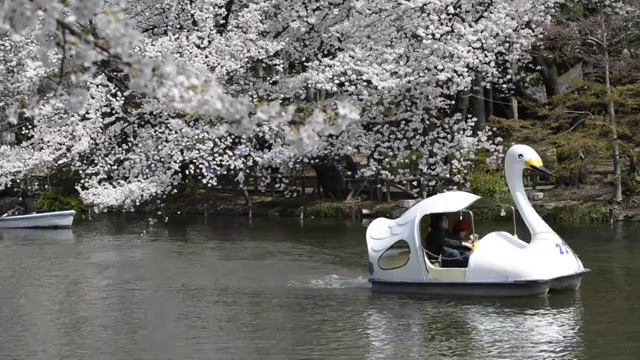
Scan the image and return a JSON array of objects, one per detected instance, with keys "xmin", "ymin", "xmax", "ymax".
[{"xmin": 506, "ymin": 165, "xmax": 554, "ymax": 238}]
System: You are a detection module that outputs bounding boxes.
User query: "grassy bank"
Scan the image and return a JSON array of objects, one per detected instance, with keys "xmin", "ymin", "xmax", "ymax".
[
  {"xmin": 530, "ymin": 185, "xmax": 640, "ymax": 223},
  {"xmin": 534, "ymin": 204, "xmax": 610, "ymax": 224},
  {"xmin": 154, "ymin": 185, "xmax": 620, "ymax": 223},
  {"xmin": 157, "ymin": 190, "xmax": 400, "ymax": 219},
  {"xmin": 28, "ymin": 183, "xmax": 634, "ymax": 224}
]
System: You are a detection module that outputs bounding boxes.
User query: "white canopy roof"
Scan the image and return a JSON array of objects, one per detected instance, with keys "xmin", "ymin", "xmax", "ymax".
[{"xmin": 395, "ymin": 191, "xmax": 508, "ymax": 226}]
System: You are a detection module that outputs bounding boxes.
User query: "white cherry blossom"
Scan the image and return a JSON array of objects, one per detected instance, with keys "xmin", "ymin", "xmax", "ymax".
[{"xmin": 0, "ymin": 0, "xmax": 573, "ymax": 210}]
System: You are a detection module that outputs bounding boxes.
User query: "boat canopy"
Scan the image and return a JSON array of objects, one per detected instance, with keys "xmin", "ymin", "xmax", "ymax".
[
  {"xmin": 395, "ymin": 190, "xmax": 512, "ymax": 226},
  {"xmin": 367, "ymin": 190, "xmax": 517, "ymax": 244}
]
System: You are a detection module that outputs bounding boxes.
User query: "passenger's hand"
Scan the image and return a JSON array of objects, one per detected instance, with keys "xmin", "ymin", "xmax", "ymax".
[
  {"xmin": 469, "ymin": 234, "xmax": 479, "ymax": 242},
  {"xmin": 462, "ymin": 241, "xmax": 474, "ymax": 249}
]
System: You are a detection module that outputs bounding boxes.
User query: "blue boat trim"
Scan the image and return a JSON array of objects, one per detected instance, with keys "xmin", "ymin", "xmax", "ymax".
[{"xmin": 369, "ymin": 278, "xmax": 552, "ymax": 287}]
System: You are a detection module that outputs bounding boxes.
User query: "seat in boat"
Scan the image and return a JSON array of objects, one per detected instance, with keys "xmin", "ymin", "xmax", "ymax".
[{"xmin": 423, "ymin": 248, "xmax": 467, "ymax": 282}]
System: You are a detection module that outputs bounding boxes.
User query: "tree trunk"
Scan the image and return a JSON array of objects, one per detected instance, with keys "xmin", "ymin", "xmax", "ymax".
[
  {"xmin": 533, "ymin": 55, "xmax": 560, "ymax": 99},
  {"xmin": 603, "ymin": 32, "xmax": 623, "ymax": 202},
  {"xmin": 513, "ymin": 81, "xmax": 541, "ymax": 104},
  {"xmin": 485, "ymin": 84, "xmax": 494, "ymax": 118},
  {"xmin": 453, "ymin": 90, "xmax": 470, "ymax": 121},
  {"xmin": 470, "ymin": 73, "xmax": 486, "ymax": 131},
  {"xmin": 629, "ymin": 153, "xmax": 640, "ymax": 180}
]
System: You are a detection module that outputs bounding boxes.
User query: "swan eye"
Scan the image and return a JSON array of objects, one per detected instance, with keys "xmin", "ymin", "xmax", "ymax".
[{"xmin": 517, "ymin": 154, "xmax": 524, "ymax": 160}]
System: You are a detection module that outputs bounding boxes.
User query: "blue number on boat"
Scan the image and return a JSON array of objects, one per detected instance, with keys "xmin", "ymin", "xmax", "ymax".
[{"xmin": 555, "ymin": 242, "xmax": 570, "ymax": 255}]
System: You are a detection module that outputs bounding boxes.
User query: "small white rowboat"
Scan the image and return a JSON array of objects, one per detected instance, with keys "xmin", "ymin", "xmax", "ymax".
[{"xmin": 0, "ymin": 210, "xmax": 76, "ymax": 229}]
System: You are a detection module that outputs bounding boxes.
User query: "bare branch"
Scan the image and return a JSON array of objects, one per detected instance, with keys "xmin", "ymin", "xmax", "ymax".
[{"xmin": 55, "ymin": 27, "xmax": 67, "ymax": 92}]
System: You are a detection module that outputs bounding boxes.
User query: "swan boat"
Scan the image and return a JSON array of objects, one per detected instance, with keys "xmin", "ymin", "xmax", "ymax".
[
  {"xmin": 365, "ymin": 144, "xmax": 590, "ymax": 298},
  {"xmin": 0, "ymin": 210, "xmax": 76, "ymax": 229}
]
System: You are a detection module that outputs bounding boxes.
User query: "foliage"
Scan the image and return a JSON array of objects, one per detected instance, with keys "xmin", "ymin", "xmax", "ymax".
[
  {"xmin": 490, "ymin": 77, "xmax": 640, "ymax": 185},
  {"xmin": 304, "ymin": 203, "xmax": 346, "ymax": 218},
  {"xmin": 0, "ymin": 0, "xmax": 564, "ymax": 212},
  {"xmin": 538, "ymin": 204, "xmax": 609, "ymax": 223},
  {"xmin": 464, "ymin": 147, "xmax": 513, "ymax": 220},
  {"xmin": 468, "ymin": 148, "xmax": 511, "ymax": 202},
  {"xmin": 621, "ymin": 169, "xmax": 640, "ymax": 195},
  {"xmin": 35, "ymin": 192, "xmax": 84, "ymax": 214},
  {"xmin": 469, "ymin": 168, "xmax": 515, "ymax": 221},
  {"xmin": 470, "ymin": 170, "xmax": 512, "ymax": 205}
]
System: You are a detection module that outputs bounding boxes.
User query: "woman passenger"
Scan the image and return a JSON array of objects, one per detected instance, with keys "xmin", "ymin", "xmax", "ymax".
[{"xmin": 424, "ymin": 214, "xmax": 473, "ymax": 268}]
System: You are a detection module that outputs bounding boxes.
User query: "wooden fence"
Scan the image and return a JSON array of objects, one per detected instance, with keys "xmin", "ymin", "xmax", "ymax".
[
  {"xmin": 222, "ymin": 158, "xmax": 620, "ymax": 200},
  {"xmin": 15, "ymin": 157, "xmax": 621, "ymax": 204},
  {"xmin": 212, "ymin": 174, "xmax": 457, "ymax": 202}
]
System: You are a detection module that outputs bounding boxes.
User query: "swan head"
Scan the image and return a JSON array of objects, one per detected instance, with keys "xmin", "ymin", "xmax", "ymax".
[{"xmin": 505, "ymin": 144, "xmax": 554, "ymax": 176}]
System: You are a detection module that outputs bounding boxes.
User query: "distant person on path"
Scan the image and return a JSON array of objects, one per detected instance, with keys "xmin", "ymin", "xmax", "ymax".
[{"xmin": 345, "ymin": 156, "xmax": 358, "ymax": 178}]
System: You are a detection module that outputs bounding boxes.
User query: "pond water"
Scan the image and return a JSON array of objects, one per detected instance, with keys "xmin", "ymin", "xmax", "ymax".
[{"xmin": 0, "ymin": 215, "xmax": 637, "ymax": 359}]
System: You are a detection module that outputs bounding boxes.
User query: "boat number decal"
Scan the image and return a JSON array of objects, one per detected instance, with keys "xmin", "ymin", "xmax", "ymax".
[{"xmin": 555, "ymin": 242, "xmax": 570, "ymax": 255}]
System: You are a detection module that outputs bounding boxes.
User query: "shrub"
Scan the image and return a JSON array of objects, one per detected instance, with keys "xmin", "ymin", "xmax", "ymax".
[
  {"xmin": 36, "ymin": 192, "xmax": 85, "ymax": 213},
  {"xmin": 470, "ymin": 170, "xmax": 512, "ymax": 204},
  {"xmin": 305, "ymin": 203, "xmax": 346, "ymax": 217},
  {"xmin": 621, "ymin": 170, "xmax": 640, "ymax": 196},
  {"xmin": 539, "ymin": 205, "xmax": 609, "ymax": 223},
  {"xmin": 469, "ymin": 167, "xmax": 513, "ymax": 221}
]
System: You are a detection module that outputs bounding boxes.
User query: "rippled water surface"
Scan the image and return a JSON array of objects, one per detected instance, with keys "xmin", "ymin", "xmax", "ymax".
[{"xmin": 0, "ymin": 215, "xmax": 637, "ymax": 359}]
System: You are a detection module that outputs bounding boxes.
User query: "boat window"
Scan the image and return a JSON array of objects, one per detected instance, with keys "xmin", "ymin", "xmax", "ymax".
[{"xmin": 378, "ymin": 240, "xmax": 411, "ymax": 270}]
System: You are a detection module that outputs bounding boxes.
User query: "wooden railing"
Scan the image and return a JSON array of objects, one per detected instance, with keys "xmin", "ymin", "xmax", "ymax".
[{"xmin": 212, "ymin": 174, "xmax": 457, "ymax": 202}]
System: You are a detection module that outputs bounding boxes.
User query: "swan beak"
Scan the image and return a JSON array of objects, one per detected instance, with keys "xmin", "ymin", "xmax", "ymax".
[
  {"xmin": 526, "ymin": 159, "xmax": 554, "ymax": 176},
  {"xmin": 530, "ymin": 165, "xmax": 554, "ymax": 176}
]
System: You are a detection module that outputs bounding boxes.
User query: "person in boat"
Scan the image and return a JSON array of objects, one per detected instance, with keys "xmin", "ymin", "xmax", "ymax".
[
  {"xmin": 20, "ymin": 190, "xmax": 36, "ymax": 215},
  {"xmin": 424, "ymin": 213, "xmax": 474, "ymax": 268},
  {"xmin": 450, "ymin": 219, "xmax": 479, "ymax": 243}
]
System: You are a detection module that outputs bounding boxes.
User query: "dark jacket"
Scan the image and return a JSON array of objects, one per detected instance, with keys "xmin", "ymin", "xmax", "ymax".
[{"xmin": 424, "ymin": 227, "xmax": 464, "ymax": 261}]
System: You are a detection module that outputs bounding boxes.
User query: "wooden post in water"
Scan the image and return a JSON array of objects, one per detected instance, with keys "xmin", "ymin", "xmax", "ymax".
[
  {"xmin": 369, "ymin": 180, "xmax": 374, "ymax": 200},
  {"xmin": 609, "ymin": 208, "xmax": 614, "ymax": 225},
  {"xmin": 375, "ymin": 178, "xmax": 383, "ymax": 203},
  {"xmin": 204, "ymin": 204, "xmax": 208, "ymax": 218},
  {"xmin": 385, "ymin": 180, "xmax": 391, "ymax": 202},
  {"xmin": 299, "ymin": 206, "xmax": 304, "ymax": 219},
  {"xmin": 242, "ymin": 187, "xmax": 252, "ymax": 219}
]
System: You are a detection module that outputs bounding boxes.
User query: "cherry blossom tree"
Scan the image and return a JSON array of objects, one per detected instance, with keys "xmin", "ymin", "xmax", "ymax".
[{"xmin": 0, "ymin": 0, "xmax": 565, "ymax": 211}]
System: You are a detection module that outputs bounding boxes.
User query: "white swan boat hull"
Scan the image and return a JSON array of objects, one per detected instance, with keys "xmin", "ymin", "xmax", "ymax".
[
  {"xmin": 369, "ymin": 269, "xmax": 589, "ymax": 298},
  {"xmin": 467, "ymin": 230, "xmax": 589, "ymax": 292},
  {"xmin": 0, "ymin": 210, "xmax": 76, "ymax": 229},
  {"xmin": 549, "ymin": 270, "xmax": 590, "ymax": 291},
  {"xmin": 366, "ymin": 199, "xmax": 589, "ymax": 298},
  {"xmin": 365, "ymin": 144, "xmax": 590, "ymax": 298}
]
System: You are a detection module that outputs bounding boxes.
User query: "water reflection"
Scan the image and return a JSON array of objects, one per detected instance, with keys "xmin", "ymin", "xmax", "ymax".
[
  {"xmin": 0, "ymin": 228, "xmax": 75, "ymax": 242},
  {"xmin": 364, "ymin": 293, "xmax": 584, "ymax": 360},
  {"xmin": 1, "ymin": 215, "xmax": 640, "ymax": 359}
]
